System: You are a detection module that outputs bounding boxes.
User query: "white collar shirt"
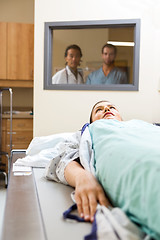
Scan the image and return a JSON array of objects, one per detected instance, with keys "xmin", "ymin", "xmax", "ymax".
[{"xmin": 52, "ymin": 65, "xmax": 83, "ymax": 84}]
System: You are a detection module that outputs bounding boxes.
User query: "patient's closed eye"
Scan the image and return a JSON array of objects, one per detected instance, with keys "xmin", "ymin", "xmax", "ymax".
[{"xmin": 96, "ymin": 108, "xmax": 103, "ymax": 113}]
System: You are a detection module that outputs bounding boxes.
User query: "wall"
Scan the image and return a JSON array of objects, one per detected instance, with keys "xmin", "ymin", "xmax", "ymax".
[
  {"xmin": 34, "ymin": 0, "xmax": 160, "ymax": 137},
  {"xmin": 0, "ymin": 0, "xmax": 34, "ymax": 109}
]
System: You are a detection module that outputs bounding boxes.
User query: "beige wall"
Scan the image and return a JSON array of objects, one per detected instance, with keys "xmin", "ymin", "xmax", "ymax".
[
  {"xmin": 0, "ymin": 0, "xmax": 34, "ymax": 108},
  {"xmin": 34, "ymin": 0, "xmax": 160, "ymax": 137}
]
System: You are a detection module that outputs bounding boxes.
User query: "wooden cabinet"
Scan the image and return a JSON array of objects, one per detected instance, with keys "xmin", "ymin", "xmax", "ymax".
[
  {"xmin": 0, "ymin": 22, "xmax": 7, "ymax": 79},
  {"xmin": 7, "ymin": 23, "xmax": 34, "ymax": 81},
  {"xmin": 0, "ymin": 22, "xmax": 34, "ymax": 87},
  {"xmin": 2, "ymin": 117, "xmax": 33, "ymax": 170}
]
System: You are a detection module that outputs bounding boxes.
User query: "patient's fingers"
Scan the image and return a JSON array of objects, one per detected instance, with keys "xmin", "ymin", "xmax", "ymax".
[
  {"xmin": 88, "ymin": 193, "xmax": 98, "ymax": 222},
  {"xmin": 88, "ymin": 185, "xmax": 110, "ymax": 222},
  {"xmin": 75, "ymin": 195, "xmax": 84, "ymax": 218},
  {"xmin": 73, "ymin": 168, "xmax": 110, "ymax": 222},
  {"xmin": 76, "ymin": 189, "xmax": 110, "ymax": 222},
  {"xmin": 81, "ymin": 195, "xmax": 90, "ymax": 221},
  {"xmin": 76, "ymin": 192, "xmax": 90, "ymax": 221}
]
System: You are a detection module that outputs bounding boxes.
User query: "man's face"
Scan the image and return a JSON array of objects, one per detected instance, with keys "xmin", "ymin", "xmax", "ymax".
[
  {"xmin": 65, "ymin": 49, "xmax": 81, "ymax": 70},
  {"xmin": 91, "ymin": 101, "xmax": 122, "ymax": 122},
  {"xmin": 102, "ymin": 47, "xmax": 116, "ymax": 66}
]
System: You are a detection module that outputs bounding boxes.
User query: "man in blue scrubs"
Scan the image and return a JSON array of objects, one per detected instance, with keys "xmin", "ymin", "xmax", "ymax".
[{"xmin": 86, "ymin": 43, "xmax": 128, "ymax": 84}]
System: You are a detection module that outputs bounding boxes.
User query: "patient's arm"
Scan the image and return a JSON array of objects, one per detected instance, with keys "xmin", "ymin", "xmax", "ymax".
[{"xmin": 64, "ymin": 160, "xmax": 110, "ymax": 222}]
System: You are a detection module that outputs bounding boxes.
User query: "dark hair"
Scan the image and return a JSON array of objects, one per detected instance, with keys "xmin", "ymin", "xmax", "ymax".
[
  {"xmin": 64, "ymin": 44, "xmax": 83, "ymax": 58},
  {"xmin": 89, "ymin": 100, "xmax": 110, "ymax": 123},
  {"xmin": 101, "ymin": 43, "xmax": 117, "ymax": 55}
]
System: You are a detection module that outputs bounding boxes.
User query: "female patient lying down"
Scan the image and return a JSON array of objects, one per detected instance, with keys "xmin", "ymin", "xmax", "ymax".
[{"xmin": 45, "ymin": 100, "xmax": 160, "ymax": 240}]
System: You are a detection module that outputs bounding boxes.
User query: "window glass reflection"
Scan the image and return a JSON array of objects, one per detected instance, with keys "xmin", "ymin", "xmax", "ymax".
[{"xmin": 52, "ymin": 27, "xmax": 134, "ymax": 84}]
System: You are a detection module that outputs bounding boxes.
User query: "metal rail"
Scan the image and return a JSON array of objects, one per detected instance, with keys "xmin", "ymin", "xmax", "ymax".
[{"xmin": 0, "ymin": 87, "xmax": 13, "ymax": 174}]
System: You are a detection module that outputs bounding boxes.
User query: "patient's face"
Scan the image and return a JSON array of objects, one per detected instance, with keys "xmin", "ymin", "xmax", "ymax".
[{"xmin": 91, "ymin": 101, "xmax": 122, "ymax": 122}]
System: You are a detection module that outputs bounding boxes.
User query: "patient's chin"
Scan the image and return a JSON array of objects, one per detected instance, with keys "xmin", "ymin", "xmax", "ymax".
[{"xmin": 103, "ymin": 115, "xmax": 115, "ymax": 120}]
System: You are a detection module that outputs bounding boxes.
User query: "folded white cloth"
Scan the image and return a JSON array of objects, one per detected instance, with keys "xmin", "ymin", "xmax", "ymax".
[{"xmin": 14, "ymin": 132, "xmax": 77, "ymax": 168}]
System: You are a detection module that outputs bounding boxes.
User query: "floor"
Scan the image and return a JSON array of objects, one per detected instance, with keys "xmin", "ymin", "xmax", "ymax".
[{"xmin": 0, "ymin": 175, "xmax": 7, "ymax": 239}]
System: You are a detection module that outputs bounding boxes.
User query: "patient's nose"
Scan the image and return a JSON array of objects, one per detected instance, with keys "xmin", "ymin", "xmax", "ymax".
[{"xmin": 104, "ymin": 106, "xmax": 110, "ymax": 112}]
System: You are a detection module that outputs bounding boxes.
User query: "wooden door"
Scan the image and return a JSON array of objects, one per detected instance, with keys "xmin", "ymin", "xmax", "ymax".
[
  {"xmin": 7, "ymin": 22, "xmax": 34, "ymax": 80},
  {"xmin": 0, "ymin": 22, "xmax": 7, "ymax": 79}
]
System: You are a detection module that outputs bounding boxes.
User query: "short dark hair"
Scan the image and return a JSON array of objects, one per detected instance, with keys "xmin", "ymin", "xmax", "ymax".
[
  {"xmin": 64, "ymin": 44, "xmax": 83, "ymax": 58},
  {"xmin": 101, "ymin": 43, "xmax": 117, "ymax": 55}
]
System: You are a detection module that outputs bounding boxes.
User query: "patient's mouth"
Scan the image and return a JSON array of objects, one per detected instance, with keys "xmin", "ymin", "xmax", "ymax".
[{"xmin": 103, "ymin": 112, "xmax": 114, "ymax": 118}]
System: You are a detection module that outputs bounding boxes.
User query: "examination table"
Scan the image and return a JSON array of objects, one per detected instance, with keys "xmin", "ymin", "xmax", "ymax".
[{"xmin": 1, "ymin": 151, "xmax": 91, "ymax": 240}]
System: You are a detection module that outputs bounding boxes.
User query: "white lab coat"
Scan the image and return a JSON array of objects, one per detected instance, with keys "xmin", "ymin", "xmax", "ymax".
[{"xmin": 52, "ymin": 65, "xmax": 84, "ymax": 84}]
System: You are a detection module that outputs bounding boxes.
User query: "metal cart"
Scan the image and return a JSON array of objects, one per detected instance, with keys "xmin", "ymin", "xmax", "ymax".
[{"xmin": 0, "ymin": 88, "xmax": 13, "ymax": 187}]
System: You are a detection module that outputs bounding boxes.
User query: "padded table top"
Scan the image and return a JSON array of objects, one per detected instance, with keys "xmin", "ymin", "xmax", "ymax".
[{"xmin": 1, "ymin": 151, "xmax": 91, "ymax": 240}]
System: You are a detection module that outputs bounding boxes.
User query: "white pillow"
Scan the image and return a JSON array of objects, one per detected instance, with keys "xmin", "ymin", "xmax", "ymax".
[{"xmin": 26, "ymin": 132, "xmax": 75, "ymax": 156}]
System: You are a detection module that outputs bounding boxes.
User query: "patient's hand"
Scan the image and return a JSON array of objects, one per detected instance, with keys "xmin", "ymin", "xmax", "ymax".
[
  {"xmin": 64, "ymin": 161, "xmax": 110, "ymax": 222},
  {"xmin": 75, "ymin": 170, "xmax": 110, "ymax": 222}
]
